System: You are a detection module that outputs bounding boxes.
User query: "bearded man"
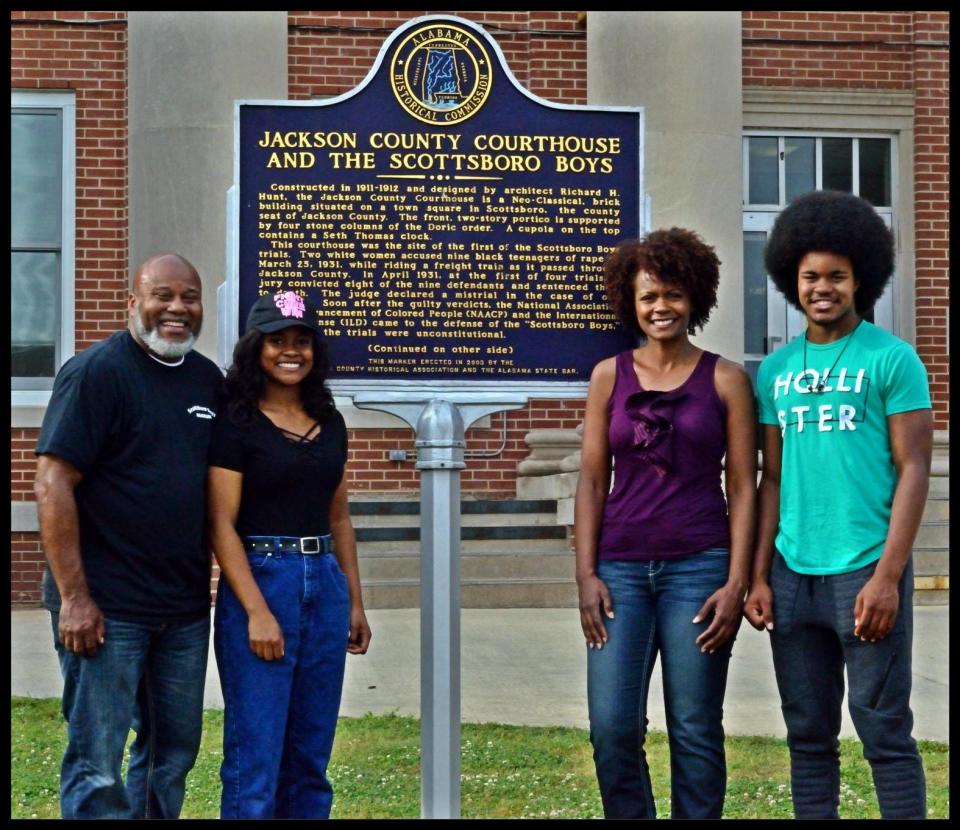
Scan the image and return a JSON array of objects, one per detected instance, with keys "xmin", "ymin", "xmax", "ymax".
[{"xmin": 34, "ymin": 253, "xmax": 223, "ymax": 819}]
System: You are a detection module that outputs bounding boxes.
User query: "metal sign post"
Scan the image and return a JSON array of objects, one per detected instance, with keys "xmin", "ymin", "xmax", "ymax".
[
  {"xmin": 416, "ymin": 400, "xmax": 464, "ymax": 819},
  {"xmin": 353, "ymin": 394, "xmax": 526, "ymax": 819},
  {"xmin": 225, "ymin": 13, "xmax": 645, "ymax": 820}
]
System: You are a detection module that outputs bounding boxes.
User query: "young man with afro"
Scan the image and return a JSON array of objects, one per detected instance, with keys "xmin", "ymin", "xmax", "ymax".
[{"xmin": 743, "ymin": 190, "xmax": 932, "ymax": 819}]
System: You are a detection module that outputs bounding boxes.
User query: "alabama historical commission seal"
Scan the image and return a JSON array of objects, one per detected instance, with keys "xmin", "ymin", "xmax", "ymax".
[{"xmin": 390, "ymin": 23, "xmax": 492, "ymax": 126}]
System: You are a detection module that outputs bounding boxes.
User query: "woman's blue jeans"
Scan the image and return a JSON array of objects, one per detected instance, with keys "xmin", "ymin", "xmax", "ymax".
[
  {"xmin": 214, "ymin": 549, "xmax": 350, "ymax": 819},
  {"xmin": 769, "ymin": 553, "xmax": 925, "ymax": 819},
  {"xmin": 50, "ymin": 611, "xmax": 210, "ymax": 819},
  {"xmin": 587, "ymin": 550, "xmax": 734, "ymax": 819}
]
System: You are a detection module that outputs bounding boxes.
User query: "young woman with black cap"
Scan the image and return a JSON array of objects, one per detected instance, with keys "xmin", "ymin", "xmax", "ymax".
[{"xmin": 207, "ymin": 290, "xmax": 372, "ymax": 819}]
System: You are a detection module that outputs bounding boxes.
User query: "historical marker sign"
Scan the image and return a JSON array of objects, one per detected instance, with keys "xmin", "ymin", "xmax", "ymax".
[{"xmin": 233, "ymin": 15, "xmax": 643, "ymax": 395}]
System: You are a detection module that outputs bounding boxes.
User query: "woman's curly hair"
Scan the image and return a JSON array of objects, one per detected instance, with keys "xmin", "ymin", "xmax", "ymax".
[
  {"xmin": 764, "ymin": 190, "xmax": 894, "ymax": 313},
  {"xmin": 220, "ymin": 328, "xmax": 336, "ymax": 426},
  {"xmin": 603, "ymin": 228, "xmax": 720, "ymax": 336}
]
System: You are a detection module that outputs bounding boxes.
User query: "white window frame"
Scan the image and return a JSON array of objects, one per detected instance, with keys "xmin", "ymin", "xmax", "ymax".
[
  {"xmin": 743, "ymin": 129, "xmax": 898, "ymax": 335},
  {"xmin": 743, "ymin": 131, "xmax": 897, "ymax": 214},
  {"xmin": 11, "ymin": 90, "xmax": 76, "ymax": 408},
  {"xmin": 742, "ymin": 87, "xmax": 916, "ymax": 347}
]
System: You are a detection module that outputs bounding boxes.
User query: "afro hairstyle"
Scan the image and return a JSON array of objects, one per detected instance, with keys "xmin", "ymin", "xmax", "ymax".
[
  {"xmin": 603, "ymin": 227, "xmax": 720, "ymax": 336},
  {"xmin": 764, "ymin": 190, "xmax": 894, "ymax": 313}
]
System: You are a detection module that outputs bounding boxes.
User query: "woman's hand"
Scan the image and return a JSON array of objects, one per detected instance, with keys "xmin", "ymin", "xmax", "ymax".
[
  {"xmin": 348, "ymin": 605, "xmax": 372, "ymax": 654},
  {"xmin": 578, "ymin": 574, "xmax": 615, "ymax": 649},
  {"xmin": 694, "ymin": 581, "xmax": 745, "ymax": 653},
  {"xmin": 248, "ymin": 607, "xmax": 285, "ymax": 661}
]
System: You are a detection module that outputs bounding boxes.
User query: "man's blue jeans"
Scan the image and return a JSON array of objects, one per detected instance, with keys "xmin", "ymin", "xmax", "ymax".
[
  {"xmin": 587, "ymin": 549, "xmax": 734, "ymax": 819},
  {"xmin": 49, "ymin": 611, "xmax": 209, "ymax": 819},
  {"xmin": 769, "ymin": 553, "xmax": 926, "ymax": 819},
  {"xmin": 214, "ymin": 549, "xmax": 350, "ymax": 819}
]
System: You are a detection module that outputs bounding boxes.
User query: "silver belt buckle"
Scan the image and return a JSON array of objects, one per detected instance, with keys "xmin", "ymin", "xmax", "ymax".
[{"xmin": 300, "ymin": 536, "xmax": 321, "ymax": 554}]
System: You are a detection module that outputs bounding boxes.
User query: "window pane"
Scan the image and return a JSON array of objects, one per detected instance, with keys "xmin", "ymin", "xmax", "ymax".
[
  {"xmin": 11, "ymin": 251, "xmax": 59, "ymax": 378},
  {"xmin": 11, "ymin": 111, "xmax": 62, "ymax": 246},
  {"xmin": 859, "ymin": 138, "xmax": 891, "ymax": 207},
  {"xmin": 784, "ymin": 137, "xmax": 815, "ymax": 202},
  {"xmin": 743, "ymin": 232, "xmax": 768, "ymax": 355},
  {"xmin": 748, "ymin": 137, "xmax": 779, "ymax": 204},
  {"xmin": 822, "ymin": 138, "xmax": 853, "ymax": 193}
]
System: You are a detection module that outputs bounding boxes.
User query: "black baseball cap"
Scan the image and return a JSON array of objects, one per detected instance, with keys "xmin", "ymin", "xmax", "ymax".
[{"xmin": 245, "ymin": 291, "xmax": 323, "ymax": 335}]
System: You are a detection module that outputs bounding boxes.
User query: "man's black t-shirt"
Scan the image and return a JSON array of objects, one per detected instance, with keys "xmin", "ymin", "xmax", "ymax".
[
  {"xmin": 208, "ymin": 407, "xmax": 347, "ymax": 538},
  {"xmin": 36, "ymin": 330, "xmax": 223, "ymax": 625}
]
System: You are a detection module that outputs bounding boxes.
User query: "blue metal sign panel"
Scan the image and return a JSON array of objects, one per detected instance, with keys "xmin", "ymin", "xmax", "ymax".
[{"xmin": 234, "ymin": 15, "xmax": 643, "ymax": 394}]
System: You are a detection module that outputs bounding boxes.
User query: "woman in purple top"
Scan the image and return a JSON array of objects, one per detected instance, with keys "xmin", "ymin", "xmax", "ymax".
[{"xmin": 575, "ymin": 228, "xmax": 756, "ymax": 819}]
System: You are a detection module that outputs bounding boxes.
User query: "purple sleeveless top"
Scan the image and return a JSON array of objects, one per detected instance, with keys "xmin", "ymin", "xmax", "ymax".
[{"xmin": 597, "ymin": 349, "xmax": 731, "ymax": 560}]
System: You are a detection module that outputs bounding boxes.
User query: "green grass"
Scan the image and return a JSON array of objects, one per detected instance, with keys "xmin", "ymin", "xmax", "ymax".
[{"xmin": 11, "ymin": 697, "xmax": 949, "ymax": 819}]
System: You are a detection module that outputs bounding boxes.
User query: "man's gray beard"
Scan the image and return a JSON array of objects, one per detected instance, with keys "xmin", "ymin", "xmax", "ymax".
[{"xmin": 132, "ymin": 313, "xmax": 198, "ymax": 359}]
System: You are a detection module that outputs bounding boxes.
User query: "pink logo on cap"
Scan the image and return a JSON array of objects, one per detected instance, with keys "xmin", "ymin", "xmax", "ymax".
[{"xmin": 274, "ymin": 291, "xmax": 305, "ymax": 319}]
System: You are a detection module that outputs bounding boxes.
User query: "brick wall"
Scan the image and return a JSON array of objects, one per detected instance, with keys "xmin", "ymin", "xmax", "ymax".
[
  {"xmin": 743, "ymin": 11, "xmax": 950, "ymax": 429},
  {"xmin": 344, "ymin": 399, "xmax": 587, "ymax": 496},
  {"xmin": 10, "ymin": 11, "xmax": 590, "ymax": 604},
  {"xmin": 911, "ymin": 12, "xmax": 950, "ymax": 429},
  {"xmin": 11, "ymin": 10, "xmax": 130, "ymax": 350},
  {"xmin": 11, "ymin": 9, "xmax": 130, "ymax": 519},
  {"xmin": 742, "ymin": 11, "xmax": 914, "ymax": 89},
  {"xmin": 288, "ymin": 11, "xmax": 587, "ymax": 103},
  {"xmin": 11, "ymin": 429, "xmax": 38, "ymax": 502},
  {"xmin": 12, "ymin": 10, "xmax": 129, "ymax": 602},
  {"xmin": 10, "ymin": 12, "xmax": 949, "ymax": 606},
  {"xmin": 289, "ymin": 11, "xmax": 590, "ymax": 492},
  {"xmin": 12, "ymin": 534, "xmax": 46, "ymax": 604}
]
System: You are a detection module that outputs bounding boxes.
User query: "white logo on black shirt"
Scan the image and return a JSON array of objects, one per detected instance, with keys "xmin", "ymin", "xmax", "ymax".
[{"xmin": 187, "ymin": 405, "xmax": 215, "ymax": 420}]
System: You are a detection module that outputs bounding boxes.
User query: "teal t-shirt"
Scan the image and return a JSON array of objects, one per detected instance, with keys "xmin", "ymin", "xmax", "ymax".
[{"xmin": 756, "ymin": 321, "xmax": 931, "ymax": 575}]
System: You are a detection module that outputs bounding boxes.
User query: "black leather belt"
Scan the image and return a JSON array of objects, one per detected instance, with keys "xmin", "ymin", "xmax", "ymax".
[{"xmin": 242, "ymin": 535, "xmax": 333, "ymax": 555}]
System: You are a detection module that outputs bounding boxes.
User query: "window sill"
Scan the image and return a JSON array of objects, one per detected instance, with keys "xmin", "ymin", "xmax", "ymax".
[{"xmin": 11, "ymin": 391, "xmax": 52, "ymax": 428}]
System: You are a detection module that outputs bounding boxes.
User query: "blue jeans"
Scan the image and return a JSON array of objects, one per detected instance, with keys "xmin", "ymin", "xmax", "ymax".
[
  {"xmin": 587, "ymin": 549, "xmax": 734, "ymax": 819},
  {"xmin": 50, "ymin": 611, "xmax": 210, "ymax": 819},
  {"xmin": 769, "ymin": 553, "xmax": 925, "ymax": 819},
  {"xmin": 215, "ymin": 550, "xmax": 350, "ymax": 819}
]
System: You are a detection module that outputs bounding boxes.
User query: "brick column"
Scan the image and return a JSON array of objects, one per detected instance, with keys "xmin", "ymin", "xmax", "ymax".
[{"xmin": 912, "ymin": 12, "xmax": 950, "ymax": 429}]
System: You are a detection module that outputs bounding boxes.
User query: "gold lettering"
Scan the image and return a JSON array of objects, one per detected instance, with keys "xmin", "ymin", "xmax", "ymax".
[{"xmin": 258, "ymin": 131, "xmax": 357, "ymax": 149}]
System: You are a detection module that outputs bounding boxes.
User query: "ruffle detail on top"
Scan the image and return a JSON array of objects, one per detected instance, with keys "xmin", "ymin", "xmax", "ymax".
[{"xmin": 623, "ymin": 387, "xmax": 690, "ymax": 478}]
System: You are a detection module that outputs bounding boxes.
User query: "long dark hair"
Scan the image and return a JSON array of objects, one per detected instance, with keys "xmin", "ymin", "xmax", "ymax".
[{"xmin": 220, "ymin": 328, "xmax": 336, "ymax": 425}]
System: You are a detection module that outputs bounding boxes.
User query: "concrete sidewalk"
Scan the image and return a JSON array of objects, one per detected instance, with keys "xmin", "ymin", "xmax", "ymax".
[{"xmin": 11, "ymin": 605, "xmax": 950, "ymax": 742}]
